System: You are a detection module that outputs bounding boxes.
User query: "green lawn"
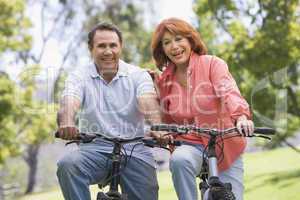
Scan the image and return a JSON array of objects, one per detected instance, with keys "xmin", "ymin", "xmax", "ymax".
[{"xmin": 17, "ymin": 147, "xmax": 300, "ymax": 200}]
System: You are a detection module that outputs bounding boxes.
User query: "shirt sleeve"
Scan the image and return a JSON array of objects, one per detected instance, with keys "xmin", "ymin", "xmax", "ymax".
[
  {"xmin": 135, "ymin": 70, "xmax": 156, "ymax": 97},
  {"xmin": 61, "ymin": 70, "xmax": 84, "ymax": 103},
  {"xmin": 210, "ymin": 57, "xmax": 251, "ymax": 121}
]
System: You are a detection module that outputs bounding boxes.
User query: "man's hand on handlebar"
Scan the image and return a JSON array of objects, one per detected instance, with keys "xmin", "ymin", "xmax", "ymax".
[
  {"xmin": 236, "ymin": 115, "xmax": 254, "ymax": 137},
  {"xmin": 57, "ymin": 126, "xmax": 80, "ymax": 140},
  {"xmin": 148, "ymin": 131, "xmax": 173, "ymax": 145}
]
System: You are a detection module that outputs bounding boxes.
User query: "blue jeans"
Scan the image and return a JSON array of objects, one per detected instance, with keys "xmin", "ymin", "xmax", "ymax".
[
  {"xmin": 170, "ymin": 143, "xmax": 244, "ymax": 200},
  {"xmin": 57, "ymin": 143, "xmax": 158, "ymax": 200}
]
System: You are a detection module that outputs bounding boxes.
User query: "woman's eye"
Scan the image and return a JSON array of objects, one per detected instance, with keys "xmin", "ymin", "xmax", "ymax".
[
  {"xmin": 175, "ymin": 37, "xmax": 182, "ymax": 41},
  {"xmin": 163, "ymin": 41, "xmax": 170, "ymax": 45}
]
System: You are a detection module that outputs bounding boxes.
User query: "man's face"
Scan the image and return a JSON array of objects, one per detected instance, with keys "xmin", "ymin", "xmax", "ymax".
[{"xmin": 90, "ymin": 30, "xmax": 122, "ymax": 73}]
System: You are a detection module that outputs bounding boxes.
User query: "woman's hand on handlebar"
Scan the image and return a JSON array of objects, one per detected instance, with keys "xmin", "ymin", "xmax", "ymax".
[
  {"xmin": 57, "ymin": 126, "xmax": 80, "ymax": 140},
  {"xmin": 148, "ymin": 131, "xmax": 173, "ymax": 145},
  {"xmin": 236, "ymin": 115, "xmax": 254, "ymax": 136}
]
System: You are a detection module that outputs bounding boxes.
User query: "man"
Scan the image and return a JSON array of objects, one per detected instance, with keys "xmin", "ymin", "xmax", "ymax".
[{"xmin": 56, "ymin": 22, "xmax": 164, "ymax": 200}]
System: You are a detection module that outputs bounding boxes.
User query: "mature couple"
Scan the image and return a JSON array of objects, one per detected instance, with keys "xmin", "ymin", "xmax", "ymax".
[{"xmin": 56, "ymin": 18, "xmax": 254, "ymax": 200}]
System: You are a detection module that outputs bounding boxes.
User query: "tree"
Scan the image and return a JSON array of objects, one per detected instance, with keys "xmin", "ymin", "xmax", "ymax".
[
  {"xmin": 0, "ymin": 0, "xmax": 31, "ymax": 165},
  {"xmin": 0, "ymin": 0, "xmax": 31, "ymax": 53},
  {"xmin": 16, "ymin": 65, "xmax": 57, "ymax": 194},
  {"xmin": 0, "ymin": 0, "xmax": 31, "ymax": 198},
  {"xmin": 12, "ymin": 0, "xmax": 80, "ymax": 193},
  {"xmin": 0, "ymin": 73, "xmax": 18, "ymax": 165},
  {"xmin": 194, "ymin": 0, "xmax": 300, "ymax": 149},
  {"xmin": 10, "ymin": 0, "xmax": 155, "ymax": 193}
]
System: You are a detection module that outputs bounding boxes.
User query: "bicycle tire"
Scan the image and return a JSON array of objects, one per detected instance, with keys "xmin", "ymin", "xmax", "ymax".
[{"xmin": 209, "ymin": 186, "xmax": 236, "ymax": 200}]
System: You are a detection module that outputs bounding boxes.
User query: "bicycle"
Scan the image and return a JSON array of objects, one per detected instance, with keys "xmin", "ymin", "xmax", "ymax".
[
  {"xmin": 150, "ymin": 124, "xmax": 275, "ymax": 200},
  {"xmin": 55, "ymin": 132, "xmax": 181, "ymax": 200}
]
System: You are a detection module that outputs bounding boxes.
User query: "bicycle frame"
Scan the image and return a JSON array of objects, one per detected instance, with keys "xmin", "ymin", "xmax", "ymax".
[
  {"xmin": 199, "ymin": 132, "xmax": 235, "ymax": 200},
  {"xmin": 96, "ymin": 138, "xmax": 128, "ymax": 200},
  {"xmin": 150, "ymin": 124, "xmax": 275, "ymax": 200},
  {"xmin": 55, "ymin": 132, "xmax": 181, "ymax": 200}
]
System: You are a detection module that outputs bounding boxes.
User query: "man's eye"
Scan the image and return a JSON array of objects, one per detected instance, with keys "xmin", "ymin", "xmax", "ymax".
[
  {"xmin": 98, "ymin": 44, "xmax": 106, "ymax": 48},
  {"xmin": 110, "ymin": 43, "xmax": 118, "ymax": 48}
]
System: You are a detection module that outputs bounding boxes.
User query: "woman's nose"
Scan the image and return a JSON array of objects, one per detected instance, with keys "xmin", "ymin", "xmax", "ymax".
[{"xmin": 170, "ymin": 41, "xmax": 179, "ymax": 50}]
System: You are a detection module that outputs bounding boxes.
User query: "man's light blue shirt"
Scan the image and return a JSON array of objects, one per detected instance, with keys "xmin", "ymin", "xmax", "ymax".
[{"xmin": 61, "ymin": 60, "xmax": 156, "ymax": 167}]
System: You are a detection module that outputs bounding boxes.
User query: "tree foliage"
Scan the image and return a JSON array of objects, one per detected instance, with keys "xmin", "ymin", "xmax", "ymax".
[
  {"xmin": 195, "ymin": 0, "xmax": 300, "ymax": 148},
  {"xmin": 0, "ymin": 0, "xmax": 31, "ymax": 166},
  {"xmin": 0, "ymin": 73, "xmax": 19, "ymax": 164},
  {"xmin": 0, "ymin": 0, "xmax": 31, "ymax": 53},
  {"xmin": 78, "ymin": 0, "xmax": 153, "ymax": 64}
]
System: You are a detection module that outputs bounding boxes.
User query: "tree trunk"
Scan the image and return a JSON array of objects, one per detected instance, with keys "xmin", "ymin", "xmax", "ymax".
[
  {"xmin": 0, "ymin": 184, "xmax": 4, "ymax": 200},
  {"xmin": 24, "ymin": 144, "xmax": 40, "ymax": 194},
  {"xmin": 0, "ymin": 170, "xmax": 5, "ymax": 200}
]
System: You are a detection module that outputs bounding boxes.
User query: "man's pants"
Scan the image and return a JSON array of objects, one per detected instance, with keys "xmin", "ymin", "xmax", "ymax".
[
  {"xmin": 56, "ymin": 144, "xmax": 158, "ymax": 200},
  {"xmin": 170, "ymin": 144, "xmax": 244, "ymax": 200}
]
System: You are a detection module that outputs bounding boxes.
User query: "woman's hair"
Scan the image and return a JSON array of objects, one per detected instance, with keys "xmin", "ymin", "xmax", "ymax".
[{"xmin": 151, "ymin": 18, "xmax": 207, "ymax": 70}]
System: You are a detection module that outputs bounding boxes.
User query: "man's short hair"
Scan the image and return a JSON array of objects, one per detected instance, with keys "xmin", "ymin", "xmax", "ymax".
[{"xmin": 88, "ymin": 22, "xmax": 123, "ymax": 50}]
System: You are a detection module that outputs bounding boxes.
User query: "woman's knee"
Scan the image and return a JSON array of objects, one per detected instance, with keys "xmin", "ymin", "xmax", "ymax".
[{"xmin": 169, "ymin": 150, "xmax": 193, "ymax": 171}]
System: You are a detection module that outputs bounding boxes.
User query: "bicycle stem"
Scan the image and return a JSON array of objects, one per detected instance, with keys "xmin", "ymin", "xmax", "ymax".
[
  {"xmin": 207, "ymin": 135, "xmax": 219, "ymax": 177},
  {"xmin": 109, "ymin": 141, "xmax": 122, "ymax": 193}
]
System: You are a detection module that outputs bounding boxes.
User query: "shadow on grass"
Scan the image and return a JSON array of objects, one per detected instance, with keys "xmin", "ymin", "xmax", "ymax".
[{"xmin": 245, "ymin": 168, "xmax": 300, "ymax": 192}]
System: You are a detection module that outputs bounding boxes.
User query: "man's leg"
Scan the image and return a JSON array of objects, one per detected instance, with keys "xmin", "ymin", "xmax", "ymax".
[
  {"xmin": 120, "ymin": 157, "xmax": 159, "ymax": 200},
  {"xmin": 57, "ymin": 145, "xmax": 110, "ymax": 200},
  {"xmin": 169, "ymin": 144, "xmax": 204, "ymax": 200},
  {"xmin": 219, "ymin": 156, "xmax": 244, "ymax": 200}
]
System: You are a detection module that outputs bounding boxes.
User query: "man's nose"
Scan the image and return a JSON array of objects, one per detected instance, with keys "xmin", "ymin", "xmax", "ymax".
[{"xmin": 103, "ymin": 47, "xmax": 113, "ymax": 54}]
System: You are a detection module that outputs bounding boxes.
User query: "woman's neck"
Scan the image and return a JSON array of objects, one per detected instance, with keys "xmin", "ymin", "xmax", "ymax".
[{"xmin": 175, "ymin": 66, "xmax": 188, "ymax": 88}]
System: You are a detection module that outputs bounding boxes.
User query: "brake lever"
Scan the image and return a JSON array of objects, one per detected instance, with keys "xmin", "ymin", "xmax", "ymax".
[
  {"xmin": 248, "ymin": 134, "xmax": 272, "ymax": 140},
  {"xmin": 65, "ymin": 140, "xmax": 80, "ymax": 146}
]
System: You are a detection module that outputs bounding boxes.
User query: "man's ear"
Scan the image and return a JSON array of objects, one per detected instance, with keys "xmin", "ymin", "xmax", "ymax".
[{"xmin": 88, "ymin": 47, "xmax": 93, "ymax": 58}]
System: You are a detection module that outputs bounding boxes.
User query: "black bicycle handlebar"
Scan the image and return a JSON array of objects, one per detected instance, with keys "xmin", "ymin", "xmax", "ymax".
[
  {"xmin": 55, "ymin": 131, "xmax": 181, "ymax": 147},
  {"xmin": 150, "ymin": 124, "xmax": 276, "ymax": 136}
]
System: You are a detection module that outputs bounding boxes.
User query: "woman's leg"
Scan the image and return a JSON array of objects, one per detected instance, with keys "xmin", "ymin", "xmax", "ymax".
[
  {"xmin": 169, "ymin": 144, "xmax": 204, "ymax": 200},
  {"xmin": 219, "ymin": 156, "xmax": 244, "ymax": 200}
]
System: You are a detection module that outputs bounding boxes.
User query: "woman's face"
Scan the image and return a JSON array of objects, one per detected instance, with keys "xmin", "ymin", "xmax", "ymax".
[{"xmin": 162, "ymin": 31, "xmax": 192, "ymax": 69}]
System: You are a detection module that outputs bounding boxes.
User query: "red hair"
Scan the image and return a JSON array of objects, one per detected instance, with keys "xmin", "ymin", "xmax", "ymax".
[{"xmin": 151, "ymin": 18, "xmax": 207, "ymax": 70}]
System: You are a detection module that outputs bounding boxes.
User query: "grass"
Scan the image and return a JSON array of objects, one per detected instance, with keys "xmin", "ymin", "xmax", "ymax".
[{"xmin": 17, "ymin": 147, "xmax": 300, "ymax": 200}]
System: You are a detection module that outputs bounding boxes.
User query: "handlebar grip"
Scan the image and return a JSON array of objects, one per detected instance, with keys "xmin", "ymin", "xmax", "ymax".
[
  {"xmin": 142, "ymin": 138, "xmax": 181, "ymax": 147},
  {"xmin": 55, "ymin": 131, "xmax": 60, "ymax": 138},
  {"xmin": 170, "ymin": 140, "xmax": 182, "ymax": 146},
  {"xmin": 54, "ymin": 131, "xmax": 96, "ymax": 143},
  {"xmin": 142, "ymin": 138, "xmax": 156, "ymax": 147},
  {"xmin": 254, "ymin": 127, "xmax": 275, "ymax": 135}
]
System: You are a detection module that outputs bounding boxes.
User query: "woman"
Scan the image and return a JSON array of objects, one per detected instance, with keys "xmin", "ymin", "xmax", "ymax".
[{"xmin": 151, "ymin": 18, "xmax": 254, "ymax": 200}]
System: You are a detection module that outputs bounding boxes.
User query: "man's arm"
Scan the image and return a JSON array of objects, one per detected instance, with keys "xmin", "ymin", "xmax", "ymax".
[
  {"xmin": 137, "ymin": 92, "xmax": 161, "ymax": 125},
  {"xmin": 57, "ymin": 96, "xmax": 81, "ymax": 140},
  {"xmin": 138, "ymin": 92, "xmax": 172, "ymax": 143}
]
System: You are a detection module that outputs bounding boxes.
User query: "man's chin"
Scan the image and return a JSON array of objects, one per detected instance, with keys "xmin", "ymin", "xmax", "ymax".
[
  {"xmin": 100, "ymin": 66, "xmax": 118, "ymax": 74},
  {"xmin": 98, "ymin": 63, "xmax": 117, "ymax": 69}
]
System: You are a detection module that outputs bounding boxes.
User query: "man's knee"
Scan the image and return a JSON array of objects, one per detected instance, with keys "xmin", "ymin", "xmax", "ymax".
[{"xmin": 57, "ymin": 154, "xmax": 79, "ymax": 177}]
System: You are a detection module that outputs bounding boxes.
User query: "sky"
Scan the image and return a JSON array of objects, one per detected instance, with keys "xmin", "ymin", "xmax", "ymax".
[{"xmin": 157, "ymin": 0, "xmax": 194, "ymax": 23}]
